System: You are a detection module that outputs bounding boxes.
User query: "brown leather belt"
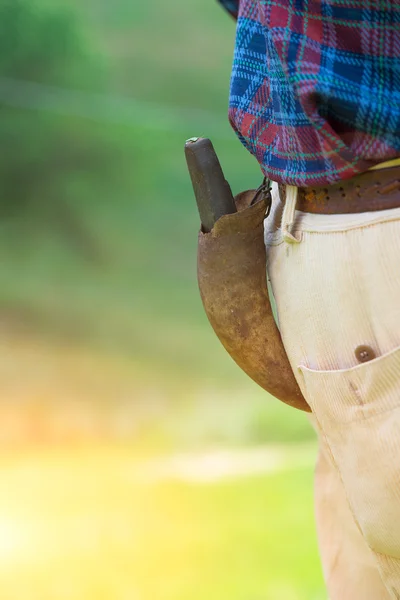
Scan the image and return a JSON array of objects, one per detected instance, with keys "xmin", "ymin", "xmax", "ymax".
[{"xmin": 296, "ymin": 166, "xmax": 400, "ymax": 214}]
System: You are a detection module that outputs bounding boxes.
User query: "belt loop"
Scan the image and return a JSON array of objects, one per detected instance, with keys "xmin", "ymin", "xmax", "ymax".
[{"xmin": 282, "ymin": 185, "xmax": 301, "ymax": 243}]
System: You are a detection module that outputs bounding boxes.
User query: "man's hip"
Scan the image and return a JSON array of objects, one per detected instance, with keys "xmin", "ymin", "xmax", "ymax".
[{"xmin": 265, "ymin": 181, "xmax": 400, "ymax": 598}]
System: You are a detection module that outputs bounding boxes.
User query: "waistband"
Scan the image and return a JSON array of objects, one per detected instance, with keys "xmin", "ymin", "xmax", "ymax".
[
  {"xmin": 277, "ymin": 159, "xmax": 400, "ymax": 242},
  {"xmin": 267, "ymin": 180, "xmax": 400, "ymax": 244},
  {"xmin": 291, "ymin": 205, "xmax": 400, "ymax": 234}
]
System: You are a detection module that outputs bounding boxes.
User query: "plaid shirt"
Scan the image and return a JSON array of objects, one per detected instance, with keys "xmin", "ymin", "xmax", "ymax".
[{"xmin": 218, "ymin": 0, "xmax": 400, "ymax": 186}]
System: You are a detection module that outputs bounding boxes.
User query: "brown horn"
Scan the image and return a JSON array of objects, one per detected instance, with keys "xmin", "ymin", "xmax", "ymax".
[{"xmin": 185, "ymin": 137, "xmax": 310, "ymax": 412}]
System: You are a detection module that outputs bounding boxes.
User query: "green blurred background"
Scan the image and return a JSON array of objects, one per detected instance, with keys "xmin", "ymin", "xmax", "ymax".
[{"xmin": 0, "ymin": 1, "xmax": 324, "ymax": 598}]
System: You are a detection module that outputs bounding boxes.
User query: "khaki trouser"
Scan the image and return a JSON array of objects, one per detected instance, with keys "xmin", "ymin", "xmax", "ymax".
[{"xmin": 264, "ymin": 176, "xmax": 400, "ymax": 600}]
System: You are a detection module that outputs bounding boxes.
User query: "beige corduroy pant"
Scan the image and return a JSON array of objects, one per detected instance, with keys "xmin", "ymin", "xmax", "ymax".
[{"xmin": 264, "ymin": 177, "xmax": 400, "ymax": 600}]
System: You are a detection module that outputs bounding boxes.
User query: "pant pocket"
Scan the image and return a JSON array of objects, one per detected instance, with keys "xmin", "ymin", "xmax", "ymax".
[{"xmin": 299, "ymin": 345, "xmax": 400, "ymax": 559}]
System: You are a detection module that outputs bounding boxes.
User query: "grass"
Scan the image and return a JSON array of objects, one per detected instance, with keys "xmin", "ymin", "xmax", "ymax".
[
  {"xmin": 0, "ymin": 4, "xmax": 326, "ymax": 598},
  {"xmin": 0, "ymin": 332, "xmax": 313, "ymax": 450},
  {"xmin": 0, "ymin": 445, "xmax": 325, "ymax": 600},
  {"xmin": 0, "ymin": 0, "xmax": 263, "ymax": 388},
  {"xmin": 0, "ymin": 0, "xmax": 268, "ymax": 395}
]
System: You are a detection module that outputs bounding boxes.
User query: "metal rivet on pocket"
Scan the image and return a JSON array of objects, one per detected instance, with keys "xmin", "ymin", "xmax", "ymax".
[{"xmin": 355, "ymin": 345, "xmax": 376, "ymax": 363}]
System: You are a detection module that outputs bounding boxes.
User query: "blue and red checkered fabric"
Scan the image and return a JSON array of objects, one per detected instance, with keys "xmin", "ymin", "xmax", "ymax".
[{"xmin": 218, "ymin": 0, "xmax": 400, "ymax": 186}]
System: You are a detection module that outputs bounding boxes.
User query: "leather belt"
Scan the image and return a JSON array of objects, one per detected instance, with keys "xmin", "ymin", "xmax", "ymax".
[{"xmin": 296, "ymin": 166, "xmax": 400, "ymax": 214}]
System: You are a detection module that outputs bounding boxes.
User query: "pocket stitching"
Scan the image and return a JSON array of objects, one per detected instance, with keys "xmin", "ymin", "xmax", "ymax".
[
  {"xmin": 298, "ymin": 344, "xmax": 400, "ymax": 424},
  {"xmin": 298, "ymin": 341, "xmax": 400, "ymax": 376}
]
